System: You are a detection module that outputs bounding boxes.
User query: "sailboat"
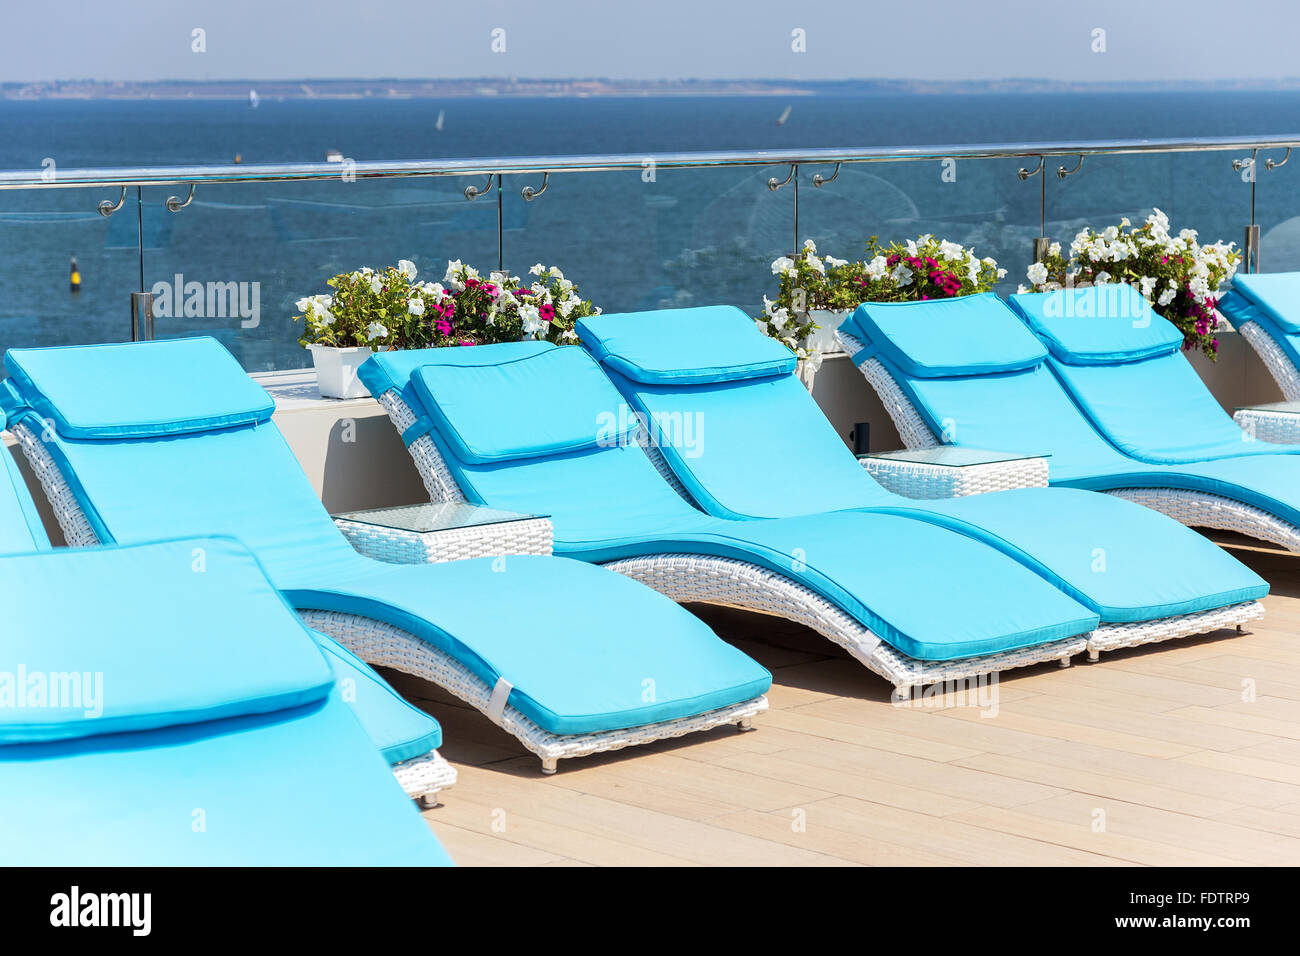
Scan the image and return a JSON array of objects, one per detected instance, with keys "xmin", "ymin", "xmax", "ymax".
[
  {"xmin": 248, "ymin": 89, "xmax": 260, "ymax": 109},
  {"xmin": 435, "ymin": 109, "xmax": 445, "ymax": 131},
  {"xmin": 776, "ymin": 104, "xmax": 792, "ymax": 126}
]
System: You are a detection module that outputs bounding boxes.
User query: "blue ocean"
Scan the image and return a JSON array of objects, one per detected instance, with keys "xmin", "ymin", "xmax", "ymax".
[{"xmin": 2, "ymin": 92, "xmax": 1299, "ymax": 369}]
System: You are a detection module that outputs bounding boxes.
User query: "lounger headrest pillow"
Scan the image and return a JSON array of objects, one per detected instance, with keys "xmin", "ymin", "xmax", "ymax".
[
  {"xmin": 358, "ymin": 340, "xmax": 556, "ymax": 399},
  {"xmin": 1008, "ymin": 286, "xmax": 1184, "ymax": 365},
  {"xmin": 4, "ymin": 337, "xmax": 275, "ymax": 440},
  {"xmin": 411, "ymin": 346, "xmax": 638, "ymax": 465},
  {"xmin": 0, "ymin": 537, "xmax": 334, "ymax": 745},
  {"xmin": 1229, "ymin": 273, "xmax": 1300, "ymax": 334},
  {"xmin": 576, "ymin": 306, "xmax": 798, "ymax": 385},
  {"xmin": 841, "ymin": 293, "xmax": 1047, "ymax": 379}
]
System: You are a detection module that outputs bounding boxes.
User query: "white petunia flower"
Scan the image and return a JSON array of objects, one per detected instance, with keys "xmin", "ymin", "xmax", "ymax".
[
  {"xmin": 771, "ymin": 256, "xmax": 795, "ymax": 276},
  {"xmin": 369, "ymin": 276, "xmax": 384, "ymax": 295},
  {"xmin": 408, "ymin": 298, "xmax": 425, "ymax": 316},
  {"xmin": 366, "ymin": 321, "xmax": 388, "ymax": 341},
  {"xmin": 396, "ymin": 259, "xmax": 418, "ymax": 281},
  {"xmin": 892, "ymin": 263, "xmax": 914, "ymax": 287},
  {"xmin": 1026, "ymin": 261, "xmax": 1049, "ymax": 285},
  {"xmin": 518, "ymin": 304, "xmax": 546, "ymax": 338},
  {"xmin": 864, "ymin": 256, "xmax": 888, "ymax": 280}
]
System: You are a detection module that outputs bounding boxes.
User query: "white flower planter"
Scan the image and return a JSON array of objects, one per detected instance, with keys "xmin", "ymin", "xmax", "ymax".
[
  {"xmin": 800, "ymin": 310, "xmax": 852, "ymax": 356},
  {"xmin": 308, "ymin": 344, "xmax": 379, "ymax": 400},
  {"xmin": 793, "ymin": 310, "xmax": 851, "ymax": 391}
]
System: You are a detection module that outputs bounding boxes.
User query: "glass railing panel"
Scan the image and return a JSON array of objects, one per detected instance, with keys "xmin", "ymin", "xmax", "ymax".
[
  {"xmin": 500, "ymin": 166, "xmax": 790, "ymax": 317},
  {"xmin": 0, "ymin": 186, "xmax": 143, "ymax": 355},
  {"xmin": 799, "ymin": 155, "xmax": 1043, "ymax": 295},
  {"xmin": 1252, "ymin": 147, "xmax": 1300, "ymax": 274},
  {"xmin": 1049, "ymin": 151, "xmax": 1245, "ymax": 272},
  {"xmin": 140, "ymin": 175, "xmax": 501, "ymax": 371}
]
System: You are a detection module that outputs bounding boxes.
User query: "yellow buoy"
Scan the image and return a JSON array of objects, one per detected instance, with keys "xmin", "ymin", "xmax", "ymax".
[{"xmin": 69, "ymin": 256, "xmax": 81, "ymax": 293}]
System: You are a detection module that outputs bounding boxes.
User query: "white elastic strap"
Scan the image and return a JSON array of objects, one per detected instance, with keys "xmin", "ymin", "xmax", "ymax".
[{"xmin": 486, "ymin": 676, "xmax": 513, "ymax": 726}]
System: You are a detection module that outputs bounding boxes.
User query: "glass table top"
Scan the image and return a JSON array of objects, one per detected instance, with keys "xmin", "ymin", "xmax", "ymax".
[
  {"xmin": 1234, "ymin": 401, "xmax": 1300, "ymax": 416},
  {"xmin": 859, "ymin": 447, "xmax": 1050, "ymax": 467},
  {"xmin": 333, "ymin": 502, "xmax": 548, "ymax": 533}
]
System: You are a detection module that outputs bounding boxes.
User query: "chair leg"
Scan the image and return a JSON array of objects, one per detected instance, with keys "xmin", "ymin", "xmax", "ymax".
[
  {"xmin": 418, "ymin": 793, "xmax": 441, "ymax": 810},
  {"xmin": 1058, "ymin": 656, "xmax": 1071, "ymax": 669},
  {"xmin": 737, "ymin": 718, "xmax": 754, "ymax": 732},
  {"xmin": 541, "ymin": 757, "xmax": 558, "ymax": 775},
  {"xmin": 1087, "ymin": 648, "xmax": 1101, "ymax": 663}
]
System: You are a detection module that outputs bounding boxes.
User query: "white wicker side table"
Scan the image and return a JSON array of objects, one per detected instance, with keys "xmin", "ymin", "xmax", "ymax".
[
  {"xmin": 333, "ymin": 502, "xmax": 553, "ymax": 564},
  {"xmin": 860, "ymin": 447, "xmax": 1050, "ymax": 499},
  {"xmin": 1232, "ymin": 401, "xmax": 1300, "ymax": 445}
]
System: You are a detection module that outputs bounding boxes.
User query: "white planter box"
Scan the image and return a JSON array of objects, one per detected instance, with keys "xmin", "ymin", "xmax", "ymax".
[
  {"xmin": 801, "ymin": 310, "xmax": 852, "ymax": 356},
  {"xmin": 307, "ymin": 344, "xmax": 378, "ymax": 399}
]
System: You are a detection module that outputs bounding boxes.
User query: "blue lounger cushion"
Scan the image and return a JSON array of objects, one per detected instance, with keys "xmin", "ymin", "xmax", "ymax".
[
  {"xmin": 406, "ymin": 345, "xmax": 1102, "ymax": 658},
  {"xmin": 1009, "ymin": 289, "xmax": 1298, "ymax": 463},
  {"xmin": 6, "ymin": 338, "xmax": 274, "ymax": 439},
  {"xmin": 849, "ymin": 293, "xmax": 1299, "ymax": 554},
  {"xmin": 1230, "ymin": 273, "xmax": 1300, "ymax": 333},
  {"xmin": 1219, "ymin": 274, "xmax": 1300, "ymax": 376},
  {"xmin": 358, "ymin": 340, "xmax": 556, "ymax": 438},
  {"xmin": 841, "ymin": 293, "xmax": 1047, "ymax": 378},
  {"xmin": 576, "ymin": 306, "xmax": 1266, "ymax": 621},
  {"xmin": 577, "ymin": 306, "xmax": 798, "ymax": 384},
  {"xmin": 0, "ymin": 692, "xmax": 452, "ymax": 865},
  {"xmin": 0, "ymin": 537, "xmax": 333, "ymax": 744},
  {"xmin": 0, "ymin": 538, "xmax": 451, "ymax": 866},
  {"xmin": 1009, "ymin": 285, "xmax": 1185, "ymax": 364},
  {"xmin": 411, "ymin": 348, "xmax": 637, "ymax": 463},
  {"xmin": 1, "ymin": 408, "xmax": 441, "ymax": 764},
  {"xmin": 312, "ymin": 635, "xmax": 442, "ymax": 763},
  {"xmin": 3, "ymin": 339, "xmax": 771, "ymax": 736},
  {"xmin": 2, "ymin": 408, "xmax": 50, "ymax": 554}
]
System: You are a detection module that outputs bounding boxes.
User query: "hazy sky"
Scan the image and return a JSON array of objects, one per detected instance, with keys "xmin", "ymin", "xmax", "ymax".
[{"xmin": 2, "ymin": 0, "xmax": 1294, "ymax": 84}]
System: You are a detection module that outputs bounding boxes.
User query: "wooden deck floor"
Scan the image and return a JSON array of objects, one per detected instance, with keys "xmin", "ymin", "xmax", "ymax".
[{"xmin": 388, "ymin": 535, "xmax": 1300, "ymax": 866}]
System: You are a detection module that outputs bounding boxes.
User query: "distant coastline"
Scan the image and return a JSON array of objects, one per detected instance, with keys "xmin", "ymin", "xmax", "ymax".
[{"xmin": 7, "ymin": 77, "xmax": 1300, "ymax": 100}]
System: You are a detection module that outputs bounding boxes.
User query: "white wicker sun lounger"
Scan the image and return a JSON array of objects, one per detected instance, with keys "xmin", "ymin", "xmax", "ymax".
[
  {"xmin": 10, "ymin": 420, "xmax": 765, "ymax": 778},
  {"xmin": 838, "ymin": 327, "xmax": 1300, "ymax": 559},
  {"xmin": 370, "ymin": 386, "xmax": 1209, "ymax": 683}
]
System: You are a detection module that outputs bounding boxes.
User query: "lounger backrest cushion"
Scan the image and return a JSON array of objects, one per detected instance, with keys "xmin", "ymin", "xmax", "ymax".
[
  {"xmin": 0, "ymin": 537, "xmax": 334, "ymax": 744},
  {"xmin": 1009, "ymin": 286, "xmax": 1184, "ymax": 365},
  {"xmin": 841, "ymin": 296, "xmax": 1134, "ymax": 480},
  {"xmin": 2, "ymin": 341, "xmax": 359, "ymax": 583},
  {"xmin": 398, "ymin": 344, "xmax": 707, "ymax": 546},
  {"xmin": 841, "ymin": 293, "xmax": 1048, "ymax": 379},
  {"xmin": 1218, "ymin": 275, "xmax": 1300, "ymax": 378},
  {"xmin": 1, "ymin": 407, "xmax": 51, "ymax": 553},
  {"xmin": 5, "ymin": 338, "xmax": 275, "ymax": 439},
  {"xmin": 1011, "ymin": 288, "xmax": 1297, "ymax": 463},
  {"xmin": 409, "ymin": 347, "xmax": 638, "ymax": 464},
  {"xmin": 578, "ymin": 307, "xmax": 892, "ymax": 519},
  {"xmin": 1231, "ymin": 273, "xmax": 1300, "ymax": 334},
  {"xmin": 577, "ymin": 306, "xmax": 797, "ymax": 384},
  {"xmin": 358, "ymin": 340, "xmax": 555, "ymax": 411}
]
